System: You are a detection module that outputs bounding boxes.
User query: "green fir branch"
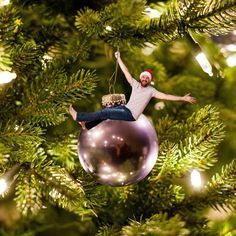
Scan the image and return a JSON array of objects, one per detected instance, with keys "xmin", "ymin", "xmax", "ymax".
[
  {"xmin": 35, "ymin": 165, "xmax": 84, "ymax": 197},
  {"xmin": 152, "ymin": 106, "xmax": 225, "ymax": 180},
  {"xmin": 155, "ymin": 115, "xmax": 178, "ymax": 145},
  {"xmin": 75, "ymin": 0, "xmax": 146, "ymax": 39},
  {"xmin": 98, "ymin": 0, "xmax": 236, "ymax": 46},
  {"xmin": 75, "ymin": 8, "xmax": 102, "ymax": 37},
  {"xmin": 45, "ymin": 134, "xmax": 78, "ymax": 171},
  {"xmin": 20, "ymin": 103, "xmax": 65, "ymax": 127},
  {"xmin": 0, "ymin": 43, "xmax": 12, "ymax": 71},
  {"xmin": 122, "ymin": 181, "xmax": 185, "ymax": 219},
  {"xmin": 175, "ymin": 160, "xmax": 236, "ymax": 218},
  {"xmin": 121, "ymin": 213, "xmax": 189, "ymax": 236},
  {"xmin": 19, "ymin": 147, "xmax": 48, "ymax": 167},
  {"xmin": 34, "ymin": 165, "xmax": 95, "ymax": 218},
  {"xmin": 15, "ymin": 170, "xmax": 43, "ymax": 216},
  {"xmin": 96, "ymin": 225, "xmax": 120, "ymax": 236},
  {"xmin": 205, "ymin": 159, "xmax": 236, "ymax": 210},
  {"xmin": 0, "ymin": 6, "xmax": 22, "ymax": 45},
  {"xmin": 158, "ymin": 0, "xmax": 236, "ymax": 40},
  {"xmin": 188, "ymin": 0, "xmax": 236, "ymax": 35},
  {"xmin": 17, "ymin": 67, "xmax": 97, "ymax": 126},
  {"xmin": 0, "ymin": 120, "xmax": 44, "ymax": 148},
  {"xmin": 11, "ymin": 41, "xmax": 44, "ymax": 78},
  {"xmin": 101, "ymin": 0, "xmax": 146, "ymax": 26}
]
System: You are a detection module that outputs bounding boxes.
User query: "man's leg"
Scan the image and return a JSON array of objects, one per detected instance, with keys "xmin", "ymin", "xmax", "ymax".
[
  {"xmin": 100, "ymin": 106, "xmax": 135, "ymax": 121},
  {"xmin": 69, "ymin": 105, "xmax": 135, "ymax": 129}
]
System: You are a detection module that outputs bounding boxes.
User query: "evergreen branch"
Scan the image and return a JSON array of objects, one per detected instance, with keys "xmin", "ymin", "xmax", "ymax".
[
  {"xmin": 0, "ymin": 41, "xmax": 44, "ymax": 113},
  {"xmin": 45, "ymin": 134, "xmax": 78, "ymax": 171},
  {"xmin": 175, "ymin": 160, "xmax": 236, "ymax": 216},
  {"xmin": 0, "ymin": 43, "xmax": 12, "ymax": 71},
  {"xmin": 0, "ymin": 120, "xmax": 44, "ymax": 148},
  {"xmin": 155, "ymin": 115, "xmax": 178, "ymax": 145},
  {"xmin": 90, "ymin": 184, "xmax": 134, "ymax": 225},
  {"xmin": 101, "ymin": 0, "xmax": 146, "ymax": 25},
  {"xmin": 0, "ymin": 6, "xmax": 22, "ymax": 45},
  {"xmin": 204, "ymin": 159, "xmax": 236, "ymax": 210},
  {"xmin": 20, "ymin": 104, "xmax": 65, "ymax": 127},
  {"xmin": 35, "ymin": 166, "xmax": 95, "ymax": 218},
  {"xmin": 152, "ymin": 106, "xmax": 225, "ymax": 180},
  {"xmin": 17, "ymin": 67, "xmax": 97, "ymax": 126},
  {"xmin": 44, "ymin": 187, "xmax": 95, "ymax": 219},
  {"xmin": 75, "ymin": 8, "xmax": 102, "ymax": 37},
  {"xmin": 75, "ymin": 0, "xmax": 146, "ymax": 39},
  {"xmin": 158, "ymin": 0, "xmax": 236, "ymax": 40},
  {"xmin": 75, "ymin": 0, "xmax": 173, "ymax": 46},
  {"xmin": 96, "ymin": 225, "xmax": 120, "ymax": 236},
  {"xmin": 35, "ymin": 165, "xmax": 84, "ymax": 197},
  {"xmin": 11, "ymin": 41, "xmax": 44, "ymax": 78},
  {"xmin": 92, "ymin": 181, "xmax": 185, "ymax": 226},
  {"xmin": 124, "ymin": 181, "xmax": 185, "ymax": 218},
  {"xmin": 20, "ymin": 147, "xmax": 48, "ymax": 167},
  {"xmin": 15, "ymin": 170, "xmax": 43, "ymax": 216},
  {"xmin": 188, "ymin": 0, "xmax": 236, "ymax": 35},
  {"xmin": 101, "ymin": 0, "xmax": 236, "ymax": 46},
  {"xmin": 121, "ymin": 213, "xmax": 189, "ymax": 236}
]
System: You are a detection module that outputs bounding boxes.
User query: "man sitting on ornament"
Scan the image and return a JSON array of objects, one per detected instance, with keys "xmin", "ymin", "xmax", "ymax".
[{"xmin": 69, "ymin": 51, "xmax": 196, "ymax": 130}]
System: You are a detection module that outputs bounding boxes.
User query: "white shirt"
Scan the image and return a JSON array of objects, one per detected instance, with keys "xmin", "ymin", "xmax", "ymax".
[{"xmin": 125, "ymin": 78, "xmax": 157, "ymax": 119}]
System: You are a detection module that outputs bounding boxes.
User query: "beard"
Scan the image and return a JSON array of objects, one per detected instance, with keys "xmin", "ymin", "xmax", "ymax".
[{"xmin": 140, "ymin": 80, "xmax": 150, "ymax": 87}]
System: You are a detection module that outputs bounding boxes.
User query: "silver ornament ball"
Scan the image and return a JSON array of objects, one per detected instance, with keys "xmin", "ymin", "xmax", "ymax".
[{"xmin": 78, "ymin": 114, "xmax": 158, "ymax": 186}]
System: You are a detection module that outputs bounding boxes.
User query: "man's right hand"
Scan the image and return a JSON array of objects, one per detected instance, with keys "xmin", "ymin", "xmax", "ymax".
[{"xmin": 115, "ymin": 51, "xmax": 120, "ymax": 59}]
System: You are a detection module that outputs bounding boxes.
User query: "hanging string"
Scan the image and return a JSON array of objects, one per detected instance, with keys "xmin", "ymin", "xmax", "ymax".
[
  {"xmin": 108, "ymin": 46, "xmax": 119, "ymax": 94},
  {"xmin": 108, "ymin": 71, "xmax": 115, "ymax": 94}
]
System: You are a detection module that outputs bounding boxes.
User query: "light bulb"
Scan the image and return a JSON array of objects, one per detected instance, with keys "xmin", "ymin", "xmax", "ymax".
[
  {"xmin": 143, "ymin": 7, "xmax": 161, "ymax": 19},
  {"xmin": 222, "ymin": 44, "xmax": 236, "ymax": 52},
  {"xmin": 0, "ymin": 71, "xmax": 17, "ymax": 84},
  {"xmin": 0, "ymin": 0, "xmax": 10, "ymax": 7},
  {"xmin": 0, "ymin": 179, "xmax": 8, "ymax": 195},
  {"xmin": 43, "ymin": 54, "xmax": 53, "ymax": 60},
  {"xmin": 105, "ymin": 26, "xmax": 112, "ymax": 31},
  {"xmin": 0, "ymin": 164, "xmax": 21, "ymax": 196},
  {"xmin": 226, "ymin": 54, "xmax": 236, "ymax": 67},
  {"xmin": 195, "ymin": 52, "xmax": 213, "ymax": 77},
  {"xmin": 191, "ymin": 169, "xmax": 202, "ymax": 188},
  {"xmin": 142, "ymin": 42, "xmax": 156, "ymax": 56}
]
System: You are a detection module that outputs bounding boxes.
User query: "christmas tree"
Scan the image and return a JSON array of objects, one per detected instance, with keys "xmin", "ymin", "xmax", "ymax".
[{"xmin": 0, "ymin": 0, "xmax": 236, "ymax": 235}]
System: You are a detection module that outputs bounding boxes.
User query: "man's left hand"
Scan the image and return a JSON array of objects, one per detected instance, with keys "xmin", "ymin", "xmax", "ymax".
[{"xmin": 183, "ymin": 93, "xmax": 197, "ymax": 104}]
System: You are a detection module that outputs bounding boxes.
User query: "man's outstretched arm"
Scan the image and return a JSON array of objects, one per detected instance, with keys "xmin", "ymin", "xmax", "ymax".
[
  {"xmin": 154, "ymin": 91, "xmax": 196, "ymax": 104},
  {"xmin": 115, "ymin": 51, "xmax": 133, "ymax": 84}
]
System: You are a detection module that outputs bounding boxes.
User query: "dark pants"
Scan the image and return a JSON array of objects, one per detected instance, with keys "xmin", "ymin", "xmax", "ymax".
[{"xmin": 76, "ymin": 105, "xmax": 135, "ymax": 129}]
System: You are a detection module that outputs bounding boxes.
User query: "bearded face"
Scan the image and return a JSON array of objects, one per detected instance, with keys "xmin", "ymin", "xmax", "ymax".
[{"xmin": 140, "ymin": 74, "xmax": 151, "ymax": 87}]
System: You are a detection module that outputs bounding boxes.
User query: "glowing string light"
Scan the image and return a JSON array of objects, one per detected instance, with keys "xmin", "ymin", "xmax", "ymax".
[
  {"xmin": 0, "ymin": 71, "xmax": 17, "ymax": 84},
  {"xmin": 105, "ymin": 26, "xmax": 112, "ymax": 31},
  {"xmin": 0, "ymin": 0, "xmax": 10, "ymax": 7},
  {"xmin": 195, "ymin": 52, "xmax": 213, "ymax": 77},
  {"xmin": 0, "ymin": 179, "xmax": 8, "ymax": 195},
  {"xmin": 143, "ymin": 7, "xmax": 161, "ymax": 19},
  {"xmin": 226, "ymin": 54, "xmax": 236, "ymax": 67},
  {"xmin": 191, "ymin": 169, "xmax": 202, "ymax": 188}
]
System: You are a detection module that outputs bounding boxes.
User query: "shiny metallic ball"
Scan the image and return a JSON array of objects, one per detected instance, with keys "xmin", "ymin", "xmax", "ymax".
[{"xmin": 78, "ymin": 114, "xmax": 158, "ymax": 186}]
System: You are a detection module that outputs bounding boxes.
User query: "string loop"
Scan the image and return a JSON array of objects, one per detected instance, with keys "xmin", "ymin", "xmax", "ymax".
[{"xmin": 108, "ymin": 46, "xmax": 119, "ymax": 94}]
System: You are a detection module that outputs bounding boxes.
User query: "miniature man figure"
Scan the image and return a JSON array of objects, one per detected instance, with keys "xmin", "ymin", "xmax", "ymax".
[{"xmin": 69, "ymin": 51, "xmax": 196, "ymax": 129}]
